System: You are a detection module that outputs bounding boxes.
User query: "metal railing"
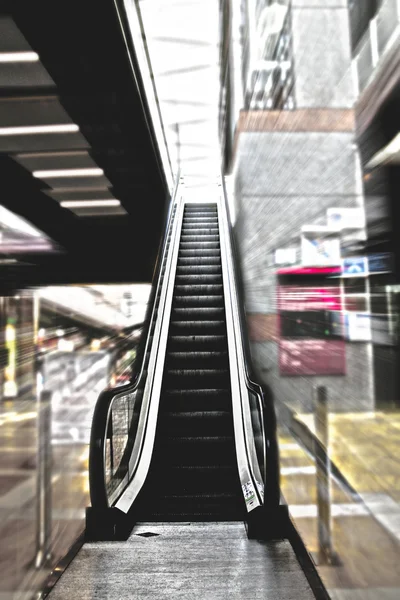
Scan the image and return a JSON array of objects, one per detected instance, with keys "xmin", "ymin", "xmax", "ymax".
[
  {"xmin": 88, "ymin": 176, "xmax": 182, "ymax": 512},
  {"xmin": 218, "ymin": 176, "xmax": 280, "ymax": 514}
]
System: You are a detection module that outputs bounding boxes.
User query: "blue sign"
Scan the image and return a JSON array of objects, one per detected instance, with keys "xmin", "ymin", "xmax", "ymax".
[
  {"xmin": 342, "ymin": 257, "xmax": 367, "ymax": 276},
  {"xmin": 368, "ymin": 253, "xmax": 392, "ymax": 274}
]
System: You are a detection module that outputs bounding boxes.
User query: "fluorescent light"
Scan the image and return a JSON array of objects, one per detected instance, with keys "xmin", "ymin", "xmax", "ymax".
[
  {"xmin": 0, "ymin": 124, "xmax": 79, "ymax": 136},
  {"xmin": 33, "ymin": 168, "xmax": 104, "ymax": 178},
  {"xmin": 0, "ymin": 52, "xmax": 39, "ymax": 63},
  {"xmin": 61, "ymin": 200, "xmax": 120, "ymax": 208}
]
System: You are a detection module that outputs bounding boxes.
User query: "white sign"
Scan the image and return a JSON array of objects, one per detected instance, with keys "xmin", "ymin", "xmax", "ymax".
[
  {"xmin": 301, "ymin": 233, "xmax": 341, "ymax": 266},
  {"xmin": 346, "ymin": 313, "xmax": 371, "ymax": 341},
  {"xmin": 275, "ymin": 248, "xmax": 297, "ymax": 265},
  {"xmin": 327, "ymin": 208, "xmax": 365, "ymax": 230}
]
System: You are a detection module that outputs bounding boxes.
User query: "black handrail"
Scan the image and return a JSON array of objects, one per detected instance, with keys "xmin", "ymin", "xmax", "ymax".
[
  {"xmin": 220, "ymin": 177, "xmax": 280, "ymax": 508},
  {"xmin": 89, "ymin": 177, "xmax": 180, "ymax": 510}
]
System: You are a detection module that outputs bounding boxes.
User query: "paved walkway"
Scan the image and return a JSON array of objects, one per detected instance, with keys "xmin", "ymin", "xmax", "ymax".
[
  {"xmin": 279, "ymin": 409, "xmax": 400, "ymax": 598},
  {"xmin": 48, "ymin": 523, "xmax": 314, "ymax": 600}
]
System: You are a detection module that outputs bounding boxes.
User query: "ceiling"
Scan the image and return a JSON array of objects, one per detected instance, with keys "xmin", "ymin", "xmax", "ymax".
[
  {"xmin": 0, "ymin": 0, "xmax": 172, "ymax": 290},
  {"xmin": 139, "ymin": 0, "xmax": 222, "ymax": 196}
]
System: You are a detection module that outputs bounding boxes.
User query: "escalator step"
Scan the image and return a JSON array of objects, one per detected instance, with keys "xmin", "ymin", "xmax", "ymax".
[
  {"xmin": 179, "ymin": 249, "xmax": 220, "ymax": 258},
  {"xmin": 180, "ymin": 241, "xmax": 220, "ymax": 249},
  {"xmin": 175, "ymin": 274, "xmax": 222, "ymax": 284},
  {"xmin": 174, "ymin": 284, "xmax": 223, "ymax": 295},
  {"xmin": 184, "ymin": 207, "xmax": 217, "ymax": 213},
  {"xmin": 178, "ymin": 258, "xmax": 221, "ymax": 267},
  {"xmin": 171, "ymin": 307, "xmax": 225, "ymax": 320},
  {"xmin": 183, "ymin": 221, "xmax": 218, "ymax": 228},
  {"xmin": 164, "ymin": 368, "xmax": 229, "ymax": 387},
  {"xmin": 160, "ymin": 465, "xmax": 240, "ymax": 494},
  {"xmin": 163, "ymin": 388, "xmax": 231, "ymax": 411},
  {"xmin": 165, "ymin": 351, "xmax": 228, "ymax": 369},
  {"xmin": 169, "ymin": 320, "xmax": 226, "ymax": 334},
  {"xmin": 173, "ymin": 295, "xmax": 224, "ymax": 308},
  {"xmin": 181, "ymin": 226, "xmax": 219, "ymax": 233},
  {"xmin": 180, "ymin": 234, "xmax": 220, "ymax": 242},
  {"xmin": 156, "ymin": 436, "xmax": 236, "ymax": 466},
  {"xmin": 176, "ymin": 265, "xmax": 221, "ymax": 275},
  {"xmin": 168, "ymin": 335, "xmax": 226, "ymax": 351},
  {"xmin": 161, "ymin": 411, "xmax": 233, "ymax": 436}
]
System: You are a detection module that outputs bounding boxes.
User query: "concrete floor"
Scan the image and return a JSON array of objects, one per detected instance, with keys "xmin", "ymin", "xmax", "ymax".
[{"xmin": 48, "ymin": 522, "xmax": 314, "ymax": 600}]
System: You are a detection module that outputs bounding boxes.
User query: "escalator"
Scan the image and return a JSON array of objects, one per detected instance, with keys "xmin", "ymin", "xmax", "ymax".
[
  {"xmin": 50, "ymin": 182, "xmax": 325, "ymax": 600},
  {"xmin": 135, "ymin": 203, "xmax": 244, "ymax": 521},
  {"xmin": 86, "ymin": 184, "xmax": 273, "ymax": 539}
]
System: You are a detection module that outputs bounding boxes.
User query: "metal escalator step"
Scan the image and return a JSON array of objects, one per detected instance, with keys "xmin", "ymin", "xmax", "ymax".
[
  {"xmin": 165, "ymin": 351, "xmax": 228, "ymax": 369},
  {"xmin": 161, "ymin": 411, "xmax": 233, "ymax": 436},
  {"xmin": 179, "ymin": 241, "xmax": 219, "ymax": 249},
  {"xmin": 163, "ymin": 388, "xmax": 231, "ymax": 411},
  {"xmin": 184, "ymin": 207, "xmax": 217, "ymax": 213},
  {"xmin": 183, "ymin": 212, "xmax": 217, "ymax": 216},
  {"xmin": 180, "ymin": 235, "xmax": 219, "ymax": 242},
  {"xmin": 178, "ymin": 256, "xmax": 221, "ymax": 266},
  {"xmin": 179, "ymin": 249, "xmax": 220, "ymax": 257},
  {"xmin": 181, "ymin": 225, "xmax": 219, "ymax": 233},
  {"xmin": 176, "ymin": 265, "xmax": 222, "ymax": 275},
  {"xmin": 138, "ymin": 509, "xmax": 243, "ymax": 522},
  {"xmin": 183, "ymin": 221, "xmax": 218, "ymax": 228},
  {"xmin": 156, "ymin": 492, "xmax": 243, "ymax": 518},
  {"xmin": 175, "ymin": 274, "xmax": 222, "ymax": 284},
  {"xmin": 160, "ymin": 465, "xmax": 240, "ymax": 494},
  {"xmin": 168, "ymin": 335, "xmax": 226, "ymax": 350},
  {"xmin": 174, "ymin": 284, "xmax": 223, "ymax": 295},
  {"xmin": 169, "ymin": 320, "xmax": 226, "ymax": 334},
  {"xmin": 157, "ymin": 436, "xmax": 237, "ymax": 466},
  {"xmin": 171, "ymin": 307, "xmax": 225, "ymax": 320},
  {"xmin": 164, "ymin": 368, "xmax": 229, "ymax": 387},
  {"xmin": 173, "ymin": 295, "xmax": 224, "ymax": 308},
  {"xmin": 183, "ymin": 214, "xmax": 218, "ymax": 219}
]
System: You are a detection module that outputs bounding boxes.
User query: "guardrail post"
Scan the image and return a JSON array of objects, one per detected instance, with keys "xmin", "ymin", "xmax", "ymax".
[
  {"xmin": 35, "ymin": 390, "xmax": 52, "ymax": 568},
  {"xmin": 314, "ymin": 386, "xmax": 338, "ymax": 565}
]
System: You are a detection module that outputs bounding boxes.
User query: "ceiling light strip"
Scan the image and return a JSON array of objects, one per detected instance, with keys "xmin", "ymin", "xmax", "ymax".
[
  {"xmin": 33, "ymin": 168, "xmax": 104, "ymax": 178},
  {"xmin": 0, "ymin": 52, "xmax": 39, "ymax": 63},
  {"xmin": 61, "ymin": 200, "xmax": 120, "ymax": 208},
  {"xmin": 0, "ymin": 124, "xmax": 79, "ymax": 136}
]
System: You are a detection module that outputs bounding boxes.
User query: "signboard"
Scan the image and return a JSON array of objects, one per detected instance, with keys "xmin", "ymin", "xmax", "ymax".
[
  {"xmin": 278, "ymin": 286, "xmax": 342, "ymax": 312},
  {"xmin": 301, "ymin": 232, "xmax": 341, "ymax": 266},
  {"xmin": 345, "ymin": 313, "xmax": 371, "ymax": 341},
  {"xmin": 278, "ymin": 282, "xmax": 345, "ymax": 376},
  {"xmin": 327, "ymin": 208, "xmax": 365, "ymax": 230},
  {"xmin": 368, "ymin": 252, "xmax": 392, "ymax": 274},
  {"xmin": 279, "ymin": 340, "xmax": 346, "ymax": 376},
  {"xmin": 274, "ymin": 248, "xmax": 297, "ymax": 265},
  {"xmin": 342, "ymin": 256, "xmax": 368, "ymax": 277}
]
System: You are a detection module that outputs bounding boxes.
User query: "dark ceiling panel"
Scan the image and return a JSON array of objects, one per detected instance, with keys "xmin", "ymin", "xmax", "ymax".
[
  {"xmin": 0, "ymin": 97, "xmax": 74, "ymax": 126},
  {"xmin": 13, "ymin": 150, "xmax": 96, "ymax": 171},
  {"xmin": 0, "ymin": 62, "xmax": 55, "ymax": 89},
  {"xmin": 36, "ymin": 174, "xmax": 111, "ymax": 189},
  {"xmin": 45, "ymin": 188, "xmax": 115, "ymax": 201},
  {"xmin": 0, "ymin": 0, "xmax": 171, "ymax": 287},
  {"xmin": 0, "ymin": 16, "xmax": 32, "ymax": 51}
]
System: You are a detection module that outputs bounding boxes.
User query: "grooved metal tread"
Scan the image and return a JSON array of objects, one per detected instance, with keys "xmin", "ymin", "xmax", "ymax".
[{"xmin": 136, "ymin": 204, "xmax": 244, "ymax": 521}]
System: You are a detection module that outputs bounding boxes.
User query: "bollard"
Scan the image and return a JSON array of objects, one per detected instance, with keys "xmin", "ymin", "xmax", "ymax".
[
  {"xmin": 35, "ymin": 390, "xmax": 52, "ymax": 568},
  {"xmin": 314, "ymin": 386, "xmax": 338, "ymax": 565}
]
